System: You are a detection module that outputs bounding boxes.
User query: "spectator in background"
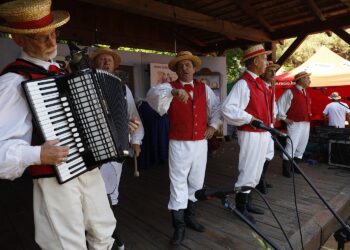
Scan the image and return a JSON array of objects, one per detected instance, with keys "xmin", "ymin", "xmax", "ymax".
[
  {"xmin": 277, "ymin": 71, "xmax": 312, "ymax": 178},
  {"xmin": 323, "ymin": 92, "xmax": 350, "ymax": 128}
]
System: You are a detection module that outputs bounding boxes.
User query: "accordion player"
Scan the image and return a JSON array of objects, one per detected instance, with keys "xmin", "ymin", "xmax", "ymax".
[{"xmin": 22, "ymin": 68, "xmax": 130, "ymax": 184}]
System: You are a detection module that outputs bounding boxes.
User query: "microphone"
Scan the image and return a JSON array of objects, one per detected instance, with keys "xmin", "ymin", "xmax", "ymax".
[
  {"xmin": 195, "ymin": 186, "xmax": 252, "ymax": 201},
  {"xmin": 65, "ymin": 41, "xmax": 91, "ymax": 72},
  {"xmin": 250, "ymin": 120, "xmax": 287, "ymax": 137}
]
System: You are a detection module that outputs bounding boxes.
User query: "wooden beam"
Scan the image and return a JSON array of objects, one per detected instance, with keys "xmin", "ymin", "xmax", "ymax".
[
  {"xmin": 271, "ymin": 15, "xmax": 350, "ymax": 40},
  {"xmin": 79, "ymin": 0, "xmax": 270, "ymax": 42},
  {"xmin": 306, "ymin": 0, "xmax": 326, "ymax": 21},
  {"xmin": 332, "ymin": 28, "xmax": 350, "ymax": 45},
  {"xmin": 339, "ymin": 0, "xmax": 350, "ymax": 9},
  {"xmin": 234, "ymin": 0, "xmax": 274, "ymax": 32},
  {"xmin": 276, "ymin": 35, "xmax": 307, "ymax": 66}
]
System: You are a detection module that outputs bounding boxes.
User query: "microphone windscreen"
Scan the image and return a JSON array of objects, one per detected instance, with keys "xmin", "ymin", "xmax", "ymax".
[{"xmin": 195, "ymin": 189, "xmax": 209, "ymax": 201}]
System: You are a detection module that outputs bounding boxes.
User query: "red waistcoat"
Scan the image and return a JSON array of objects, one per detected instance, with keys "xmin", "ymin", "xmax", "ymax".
[
  {"xmin": 286, "ymin": 86, "xmax": 312, "ymax": 122},
  {"xmin": 168, "ymin": 79, "xmax": 207, "ymax": 140},
  {"xmin": 2, "ymin": 59, "xmax": 65, "ymax": 178},
  {"xmin": 238, "ymin": 72, "xmax": 273, "ymax": 132}
]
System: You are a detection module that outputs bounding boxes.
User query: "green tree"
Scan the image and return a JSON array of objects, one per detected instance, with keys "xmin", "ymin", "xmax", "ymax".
[{"xmin": 276, "ymin": 30, "xmax": 350, "ymax": 71}]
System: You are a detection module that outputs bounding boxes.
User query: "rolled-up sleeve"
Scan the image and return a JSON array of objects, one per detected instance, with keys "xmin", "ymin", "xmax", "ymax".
[
  {"xmin": 125, "ymin": 86, "xmax": 144, "ymax": 145},
  {"xmin": 146, "ymin": 83, "xmax": 173, "ymax": 116},
  {"xmin": 205, "ymin": 85, "xmax": 222, "ymax": 129}
]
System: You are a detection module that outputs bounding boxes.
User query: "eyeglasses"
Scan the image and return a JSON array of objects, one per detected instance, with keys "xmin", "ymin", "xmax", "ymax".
[{"xmin": 26, "ymin": 30, "xmax": 60, "ymax": 43}]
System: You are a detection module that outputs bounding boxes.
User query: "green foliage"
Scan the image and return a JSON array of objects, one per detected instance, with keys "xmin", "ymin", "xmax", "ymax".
[
  {"xmin": 276, "ymin": 30, "xmax": 350, "ymax": 71},
  {"xmin": 226, "ymin": 47, "xmax": 243, "ymax": 83}
]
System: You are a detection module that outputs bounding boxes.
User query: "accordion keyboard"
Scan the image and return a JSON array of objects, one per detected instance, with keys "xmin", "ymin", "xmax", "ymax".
[{"xmin": 25, "ymin": 78, "xmax": 87, "ymax": 182}]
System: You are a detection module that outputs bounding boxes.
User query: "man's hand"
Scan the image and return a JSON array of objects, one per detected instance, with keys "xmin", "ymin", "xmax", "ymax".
[
  {"xmin": 205, "ymin": 126, "xmax": 216, "ymax": 139},
  {"xmin": 40, "ymin": 140, "xmax": 69, "ymax": 165},
  {"xmin": 129, "ymin": 117, "xmax": 141, "ymax": 134},
  {"xmin": 132, "ymin": 144, "xmax": 141, "ymax": 157},
  {"xmin": 171, "ymin": 88, "xmax": 189, "ymax": 103},
  {"xmin": 284, "ymin": 118, "xmax": 294, "ymax": 125}
]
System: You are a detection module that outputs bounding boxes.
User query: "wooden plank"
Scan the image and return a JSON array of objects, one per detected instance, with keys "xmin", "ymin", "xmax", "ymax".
[{"xmin": 79, "ymin": 0, "xmax": 271, "ymax": 42}]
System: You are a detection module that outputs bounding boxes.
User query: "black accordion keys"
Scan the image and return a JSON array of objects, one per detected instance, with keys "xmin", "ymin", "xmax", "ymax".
[{"xmin": 22, "ymin": 69, "xmax": 130, "ymax": 184}]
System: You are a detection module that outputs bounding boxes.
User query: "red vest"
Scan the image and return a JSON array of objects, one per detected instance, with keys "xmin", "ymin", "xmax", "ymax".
[
  {"xmin": 168, "ymin": 79, "xmax": 207, "ymax": 140},
  {"xmin": 1, "ymin": 59, "xmax": 65, "ymax": 178},
  {"xmin": 238, "ymin": 72, "xmax": 273, "ymax": 132},
  {"xmin": 286, "ymin": 86, "xmax": 312, "ymax": 122}
]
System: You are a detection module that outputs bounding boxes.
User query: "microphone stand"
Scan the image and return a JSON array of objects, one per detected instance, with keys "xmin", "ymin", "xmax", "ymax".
[
  {"xmin": 273, "ymin": 136, "xmax": 350, "ymax": 250},
  {"xmin": 220, "ymin": 196, "xmax": 281, "ymax": 250}
]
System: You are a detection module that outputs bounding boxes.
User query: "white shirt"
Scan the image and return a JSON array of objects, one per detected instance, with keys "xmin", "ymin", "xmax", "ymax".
[
  {"xmin": 0, "ymin": 52, "xmax": 57, "ymax": 180},
  {"xmin": 277, "ymin": 84, "xmax": 305, "ymax": 121},
  {"xmin": 222, "ymin": 70, "xmax": 258, "ymax": 126},
  {"xmin": 323, "ymin": 101, "xmax": 350, "ymax": 128},
  {"xmin": 125, "ymin": 85, "xmax": 144, "ymax": 144},
  {"xmin": 146, "ymin": 80, "xmax": 222, "ymax": 130}
]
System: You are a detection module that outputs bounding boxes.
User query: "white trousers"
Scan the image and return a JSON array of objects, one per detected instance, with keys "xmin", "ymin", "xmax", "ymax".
[
  {"xmin": 168, "ymin": 139, "xmax": 208, "ymax": 210},
  {"xmin": 100, "ymin": 161, "xmax": 123, "ymax": 206},
  {"xmin": 235, "ymin": 131, "xmax": 271, "ymax": 191},
  {"xmin": 283, "ymin": 122, "xmax": 310, "ymax": 160},
  {"xmin": 266, "ymin": 136, "xmax": 275, "ymax": 161},
  {"xmin": 33, "ymin": 168, "xmax": 116, "ymax": 250}
]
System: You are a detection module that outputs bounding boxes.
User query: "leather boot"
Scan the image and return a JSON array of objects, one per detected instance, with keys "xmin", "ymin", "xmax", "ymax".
[
  {"xmin": 235, "ymin": 193, "xmax": 256, "ymax": 224},
  {"xmin": 256, "ymin": 160, "xmax": 270, "ymax": 194},
  {"xmin": 246, "ymin": 193, "xmax": 264, "ymax": 215},
  {"xmin": 293, "ymin": 157, "xmax": 302, "ymax": 174},
  {"xmin": 111, "ymin": 205, "xmax": 125, "ymax": 250},
  {"xmin": 184, "ymin": 200, "xmax": 205, "ymax": 232},
  {"xmin": 170, "ymin": 210, "xmax": 185, "ymax": 245},
  {"xmin": 282, "ymin": 159, "xmax": 291, "ymax": 178}
]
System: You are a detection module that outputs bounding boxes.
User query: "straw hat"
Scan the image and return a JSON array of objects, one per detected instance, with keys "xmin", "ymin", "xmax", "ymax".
[
  {"xmin": 266, "ymin": 61, "xmax": 280, "ymax": 70},
  {"xmin": 168, "ymin": 51, "xmax": 201, "ymax": 72},
  {"xmin": 241, "ymin": 44, "xmax": 271, "ymax": 63},
  {"xmin": 293, "ymin": 71, "xmax": 311, "ymax": 82},
  {"xmin": 328, "ymin": 92, "xmax": 341, "ymax": 100},
  {"xmin": 91, "ymin": 48, "xmax": 121, "ymax": 69},
  {"xmin": 0, "ymin": 0, "xmax": 70, "ymax": 34}
]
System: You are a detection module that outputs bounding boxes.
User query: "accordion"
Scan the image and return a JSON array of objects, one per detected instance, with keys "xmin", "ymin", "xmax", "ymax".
[{"xmin": 22, "ymin": 69, "xmax": 130, "ymax": 184}]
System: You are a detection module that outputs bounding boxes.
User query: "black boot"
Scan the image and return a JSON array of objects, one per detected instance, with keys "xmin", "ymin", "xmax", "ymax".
[
  {"xmin": 293, "ymin": 157, "xmax": 302, "ymax": 174},
  {"xmin": 235, "ymin": 193, "xmax": 256, "ymax": 224},
  {"xmin": 170, "ymin": 210, "xmax": 185, "ymax": 245},
  {"xmin": 246, "ymin": 193, "xmax": 264, "ymax": 215},
  {"xmin": 282, "ymin": 159, "xmax": 291, "ymax": 178},
  {"xmin": 111, "ymin": 205, "xmax": 125, "ymax": 250},
  {"xmin": 184, "ymin": 200, "xmax": 205, "ymax": 232},
  {"xmin": 256, "ymin": 161, "xmax": 270, "ymax": 194}
]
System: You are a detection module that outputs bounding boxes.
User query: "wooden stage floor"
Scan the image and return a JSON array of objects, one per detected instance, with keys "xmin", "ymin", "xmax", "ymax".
[{"xmin": 0, "ymin": 140, "xmax": 349, "ymax": 250}]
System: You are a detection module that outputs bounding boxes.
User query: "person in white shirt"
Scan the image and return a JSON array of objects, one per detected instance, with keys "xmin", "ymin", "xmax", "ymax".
[
  {"xmin": 256, "ymin": 62, "xmax": 280, "ymax": 194},
  {"xmin": 147, "ymin": 51, "xmax": 222, "ymax": 245},
  {"xmin": 222, "ymin": 44, "xmax": 272, "ymax": 224},
  {"xmin": 0, "ymin": 0, "xmax": 118, "ymax": 249},
  {"xmin": 277, "ymin": 71, "xmax": 312, "ymax": 178},
  {"xmin": 91, "ymin": 48, "xmax": 144, "ymax": 250},
  {"xmin": 323, "ymin": 92, "xmax": 350, "ymax": 128}
]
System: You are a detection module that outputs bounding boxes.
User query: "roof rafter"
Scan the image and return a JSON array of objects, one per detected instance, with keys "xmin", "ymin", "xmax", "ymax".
[
  {"xmin": 79, "ymin": 0, "xmax": 270, "ymax": 42},
  {"xmin": 306, "ymin": 0, "xmax": 326, "ymax": 21},
  {"xmin": 234, "ymin": 0, "xmax": 275, "ymax": 32},
  {"xmin": 332, "ymin": 28, "xmax": 350, "ymax": 45},
  {"xmin": 276, "ymin": 34, "xmax": 307, "ymax": 66}
]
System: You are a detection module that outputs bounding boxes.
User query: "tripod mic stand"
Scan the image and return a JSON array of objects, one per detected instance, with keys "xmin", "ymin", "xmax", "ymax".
[
  {"xmin": 273, "ymin": 136, "xmax": 350, "ymax": 250},
  {"xmin": 220, "ymin": 196, "xmax": 281, "ymax": 250}
]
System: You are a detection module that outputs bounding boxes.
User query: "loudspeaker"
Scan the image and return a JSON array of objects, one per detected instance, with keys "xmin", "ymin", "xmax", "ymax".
[{"xmin": 328, "ymin": 140, "xmax": 350, "ymax": 168}]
